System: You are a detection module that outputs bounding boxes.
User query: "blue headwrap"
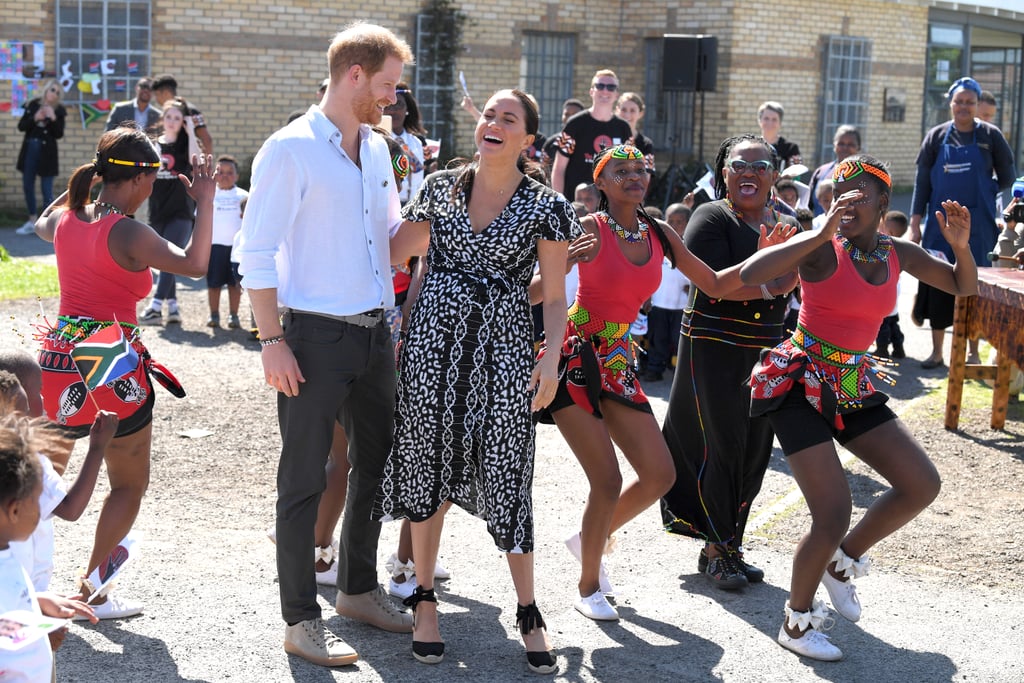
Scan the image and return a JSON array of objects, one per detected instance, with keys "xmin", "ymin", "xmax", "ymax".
[{"xmin": 946, "ymin": 76, "xmax": 982, "ymax": 99}]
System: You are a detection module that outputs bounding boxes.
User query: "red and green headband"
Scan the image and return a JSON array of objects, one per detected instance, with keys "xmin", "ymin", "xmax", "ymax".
[
  {"xmin": 831, "ymin": 159, "xmax": 891, "ymax": 189},
  {"xmin": 592, "ymin": 144, "xmax": 644, "ymax": 182}
]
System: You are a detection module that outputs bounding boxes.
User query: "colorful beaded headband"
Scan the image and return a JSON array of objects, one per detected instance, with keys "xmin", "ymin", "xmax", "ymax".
[
  {"xmin": 831, "ymin": 159, "xmax": 891, "ymax": 188},
  {"xmin": 592, "ymin": 144, "xmax": 644, "ymax": 182},
  {"xmin": 103, "ymin": 157, "xmax": 161, "ymax": 168},
  {"xmin": 392, "ymin": 152, "xmax": 410, "ymax": 180}
]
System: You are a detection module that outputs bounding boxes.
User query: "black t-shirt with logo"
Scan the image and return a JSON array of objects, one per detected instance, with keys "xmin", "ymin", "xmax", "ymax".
[{"xmin": 555, "ymin": 111, "xmax": 633, "ymax": 195}]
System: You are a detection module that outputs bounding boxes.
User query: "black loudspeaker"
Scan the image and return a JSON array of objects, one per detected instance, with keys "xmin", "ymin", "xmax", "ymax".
[{"xmin": 662, "ymin": 34, "xmax": 718, "ymax": 92}]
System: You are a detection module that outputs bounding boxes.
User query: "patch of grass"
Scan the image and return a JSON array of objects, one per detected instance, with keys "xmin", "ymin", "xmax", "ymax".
[{"xmin": 0, "ymin": 248, "xmax": 59, "ymax": 301}]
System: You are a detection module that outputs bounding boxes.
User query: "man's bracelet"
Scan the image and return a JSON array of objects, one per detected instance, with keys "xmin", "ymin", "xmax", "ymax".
[
  {"xmin": 259, "ymin": 335, "xmax": 285, "ymax": 348},
  {"xmin": 760, "ymin": 284, "xmax": 774, "ymax": 300}
]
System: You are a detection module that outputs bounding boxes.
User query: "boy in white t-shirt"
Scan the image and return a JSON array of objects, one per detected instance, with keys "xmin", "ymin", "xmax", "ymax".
[
  {"xmin": 1, "ymin": 415, "xmax": 98, "ymax": 683},
  {"xmin": 644, "ymin": 204, "xmax": 692, "ymax": 382},
  {"xmin": 206, "ymin": 155, "xmax": 249, "ymax": 329}
]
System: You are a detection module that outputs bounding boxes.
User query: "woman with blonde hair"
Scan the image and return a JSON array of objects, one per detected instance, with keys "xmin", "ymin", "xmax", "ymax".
[{"xmin": 16, "ymin": 80, "xmax": 66, "ymax": 234}]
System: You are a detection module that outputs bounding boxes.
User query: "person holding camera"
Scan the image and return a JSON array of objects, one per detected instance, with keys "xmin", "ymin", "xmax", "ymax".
[
  {"xmin": 16, "ymin": 80, "xmax": 67, "ymax": 235},
  {"xmin": 908, "ymin": 76, "xmax": 1016, "ymax": 368}
]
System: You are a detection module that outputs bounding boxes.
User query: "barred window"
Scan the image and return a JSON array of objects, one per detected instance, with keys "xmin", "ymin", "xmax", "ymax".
[
  {"xmin": 520, "ymin": 32, "xmax": 575, "ymax": 133},
  {"xmin": 817, "ymin": 36, "xmax": 872, "ymax": 165},
  {"xmin": 56, "ymin": 0, "xmax": 152, "ymax": 106}
]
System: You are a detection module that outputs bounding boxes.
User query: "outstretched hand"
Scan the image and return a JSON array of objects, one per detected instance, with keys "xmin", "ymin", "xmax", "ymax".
[
  {"xmin": 180, "ymin": 153, "xmax": 217, "ymax": 204},
  {"xmin": 936, "ymin": 200, "xmax": 971, "ymax": 252},
  {"xmin": 757, "ymin": 222, "xmax": 799, "ymax": 249},
  {"xmin": 817, "ymin": 189, "xmax": 864, "ymax": 241}
]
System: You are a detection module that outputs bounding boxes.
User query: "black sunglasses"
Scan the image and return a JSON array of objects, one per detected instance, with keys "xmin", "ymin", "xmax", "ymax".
[
  {"xmin": 726, "ymin": 159, "xmax": 774, "ymax": 175},
  {"xmin": 592, "ymin": 82, "xmax": 618, "ymax": 92}
]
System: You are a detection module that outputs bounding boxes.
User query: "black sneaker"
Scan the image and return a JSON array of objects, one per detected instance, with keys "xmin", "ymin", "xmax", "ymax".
[
  {"xmin": 735, "ymin": 553, "xmax": 764, "ymax": 583},
  {"xmin": 704, "ymin": 553, "xmax": 748, "ymax": 591},
  {"xmin": 891, "ymin": 343, "xmax": 906, "ymax": 359}
]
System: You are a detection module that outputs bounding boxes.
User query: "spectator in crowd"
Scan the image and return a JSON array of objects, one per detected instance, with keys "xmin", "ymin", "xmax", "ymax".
[
  {"xmin": 757, "ymin": 101, "xmax": 801, "ymax": 170},
  {"xmin": 16, "ymin": 80, "xmax": 66, "ymax": 235},
  {"xmin": 977, "ymin": 90, "xmax": 997, "ymax": 125},
  {"xmin": 908, "ymin": 76, "xmax": 1015, "ymax": 369},
  {"xmin": 541, "ymin": 98, "xmax": 585, "ymax": 168},
  {"xmin": 808, "ymin": 125, "xmax": 861, "ymax": 215},
  {"xmin": 551, "ymin": 70, "xmax": 633, "ymax": 196},
  {"xmin": 206, "ymin": 155, "xmax": 248, "ymax": 329},
  {"xmin": 106, "ymin": 77, "xmax": 162, "ymax": 133},
  {"xmin": 151, "ymin": 74, "xmax": 213, "ymax": 156}
]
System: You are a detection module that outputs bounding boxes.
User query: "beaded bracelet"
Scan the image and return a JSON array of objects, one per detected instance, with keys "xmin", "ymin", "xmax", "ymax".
[
  {"xmin": 260, "ymin": 335, "xmax": 285, "ymax": 347},
  {"xmin": 760, "ymin": 284, "xmax": 774, "ymax": 300}
]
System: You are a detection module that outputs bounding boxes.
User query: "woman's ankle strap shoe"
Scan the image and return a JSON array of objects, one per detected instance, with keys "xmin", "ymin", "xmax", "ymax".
[{"xmin": 402, "ymin": 585, "xmax": 437, "ymax": 611}]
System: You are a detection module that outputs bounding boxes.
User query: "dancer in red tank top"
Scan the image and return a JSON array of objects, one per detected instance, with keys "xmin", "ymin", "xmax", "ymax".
[
  {"xmin": 536, "ymin": 144, "xmax": 799, "ymax": 621},
  {"xmin": 32, "ymin": 126, "xmax": 215, "ymax": 620},
  {"xmin": 741, "ymin": 154, "xmax": 977, "ymax": 661}
]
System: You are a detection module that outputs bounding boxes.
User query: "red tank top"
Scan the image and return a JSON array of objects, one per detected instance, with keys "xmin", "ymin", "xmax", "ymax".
[
  {"xmin": 797, "ymin": 236, "xmax": 900, "ymax": 351},
  {"xmin": 55, "ymin": 210, "xmax": 153, "ymax": 325},
  {"xmin": 574, "ymin": 212, "xmax": 664, "ymax": 323}
]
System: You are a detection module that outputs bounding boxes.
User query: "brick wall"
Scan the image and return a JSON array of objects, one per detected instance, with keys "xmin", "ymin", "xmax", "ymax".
[{"xmin": 0, "ymin": 0, "xmax": 1006, "ymax": 211}]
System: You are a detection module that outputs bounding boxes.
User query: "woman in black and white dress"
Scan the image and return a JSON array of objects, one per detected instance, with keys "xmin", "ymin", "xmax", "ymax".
[{"xmin": 375, "ymin": 89, "xmax": 578, "ymax": 673}]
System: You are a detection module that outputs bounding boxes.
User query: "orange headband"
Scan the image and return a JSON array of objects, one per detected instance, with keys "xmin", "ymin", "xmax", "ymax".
[
  {"xmin": 831, "ymin": 159, "xmax": 891, "ymax": 188},
  {"xmin": 592, "ymin": 144, "xmax": 644, "ymax": 182}
]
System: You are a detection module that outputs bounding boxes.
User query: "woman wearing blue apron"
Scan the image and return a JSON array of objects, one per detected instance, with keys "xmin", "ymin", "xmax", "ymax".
[{"xmin": 908, "ymin": 76, "xmax": 1016, "ymax": 369}]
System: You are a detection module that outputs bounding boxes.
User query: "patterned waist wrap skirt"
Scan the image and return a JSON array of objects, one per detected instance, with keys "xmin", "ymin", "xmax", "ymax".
[
  {"xmin": 536, "ymin": 301, "xmax": 652, "ymax": 424},
  {"xmin": 38, "ymin": 316, "xmax": 184, "ymax": 438},
  {"xmin": 750, "ymin": 324, "xmax": 892, "ymax": 431}
]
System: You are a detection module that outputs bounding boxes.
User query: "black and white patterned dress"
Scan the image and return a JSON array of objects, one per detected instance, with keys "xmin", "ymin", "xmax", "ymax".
[{"xmin": 374, "ymin": 169, "xmax": 580, "ymax": 553}]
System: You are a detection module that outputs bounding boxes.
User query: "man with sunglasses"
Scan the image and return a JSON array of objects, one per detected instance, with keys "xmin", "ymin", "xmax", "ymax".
[
  {"xmin": 551, "ymin": 69, "xmax": 633, "ymax": 196},
  {"xmin": 105, "ymin": 77, "xmax": 162, "ymax": 133}
]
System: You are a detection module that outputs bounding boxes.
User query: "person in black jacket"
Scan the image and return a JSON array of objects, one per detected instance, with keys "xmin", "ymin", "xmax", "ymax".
[{"xmin": 16, "ymin": 80, "xmax": 66, "ymax": 234}]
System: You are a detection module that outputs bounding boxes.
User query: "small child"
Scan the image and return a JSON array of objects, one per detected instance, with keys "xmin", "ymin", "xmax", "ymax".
[
  {"xmin": 1, "ymin": 415, "xmax": 98, "ymax": 681},
  {"xmin": 206, "ymin": 155, "xmax": 249, "ymax": 329},
  {"xmin": 811, "ymin": 179, "xmax": 834, "ymax": 231},
  {"xmin": 574, "ymin": 182, "xmax": 600, "ymax": 214},
  {"xmin": 875, "ymin": 210, "xmax": 908, "ymax": 358},
  {"xmin": 775, "ymin": 178, "xmax": 800, "ymax": 210},
  {"xmin": 644, "ymin": 203, "xmax": 692, "ymax": 381},
  {"xmin": 1, "ymin": 351, "xmax": 118, "ymax": 594}
]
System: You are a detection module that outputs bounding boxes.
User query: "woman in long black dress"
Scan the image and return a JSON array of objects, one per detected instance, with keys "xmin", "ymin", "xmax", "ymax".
[
  {"xmin": 660, "ymin": 134, "xmax": 798, "ymax": 590},
  {"xmin": 374, "ymin": 89, "xmax": 579, "ymax": 673}
]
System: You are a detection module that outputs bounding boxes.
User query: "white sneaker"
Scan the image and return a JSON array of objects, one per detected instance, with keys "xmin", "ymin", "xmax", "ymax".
[
  {"xmin": 777, "ymin": 624, "xmax": 843, "ymax": 661},
  {"xmin": 574, "ymin": 589, "xmax": 619, "ymax": 621},
  {"xmin": 564, "ymin": 532, "xmax": 616, "ymax": 595},
  {"xmin": 433, "ymin": 559, "xmax": 452, "ymax": 581},
  {"xmin": 314, "ymin": 543, "xmax": 338, "ymax": 587},
  {"xmin": 16, "ymin": 220, "xmax": 36, "ymax": 235},
  {"xmin": 820, "ymin": 569, "xmax": 861, "ymax": 622},
  {"xmin": 388, "ymin": 574, "xmax": 418, "ymax": 600},
  {"xmin": 284, "ymin": 617, "xmax": 358, "ymax": 667},
  {"xmin": 266, "ymin": 526, "xmax": 276, "ymax": 544},
  {"xmin": 74, "ymin": 592, "xmax": 144, "ymax": 620}
]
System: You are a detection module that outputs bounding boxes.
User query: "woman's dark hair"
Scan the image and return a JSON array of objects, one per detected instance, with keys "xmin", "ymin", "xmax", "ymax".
[
  {"xmin": 833, "ymin": 124, "xmax": 861, "ymax": 149},
  {"xmin": 712, "ymin": 134, "xmax": 779, "ymax": 200},
  {"xmin": 66, "ymin": 125, "xmax": 160, "ymax": 211},
  {"xmin": 452, "ymin": 89, "xmax": 544, "ymax": 202},
  {"xmin": 838, "ymin": 153, "xmax": 892, "ymax": 198},
  {"xmin": 590, "ymin": 145, "xmax": 675, "ymax": 268},
  {"xmin": 395, "ymin": 82, "xmax": 427, "ymax": 137}
]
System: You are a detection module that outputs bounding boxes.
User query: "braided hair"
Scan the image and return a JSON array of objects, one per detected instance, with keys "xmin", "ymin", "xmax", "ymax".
[
  {"xmin": 590, "ymin": 145, "xmax": 675, "ymax": 268},
  {"xmin": 834, "ymin": 153, "xmax": 892, "ymax": 198},
  {"xmin": 711, "ymin": 134, "xmax": 778, "ymax": 200},
  {"xmin": 66, "ymin": 126, "xmax": 160, "ymax": 210}
]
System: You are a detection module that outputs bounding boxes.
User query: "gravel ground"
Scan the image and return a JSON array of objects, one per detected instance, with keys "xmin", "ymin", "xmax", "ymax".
[{"xmin": 2, "ymin": 226, "xmax": 1022, "ymax": 682}]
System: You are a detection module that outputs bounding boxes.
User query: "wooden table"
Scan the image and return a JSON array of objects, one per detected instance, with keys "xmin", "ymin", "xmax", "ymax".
[{"xmin": 945, "ymin": 268, "xmax": 1024, "ymax": 430}]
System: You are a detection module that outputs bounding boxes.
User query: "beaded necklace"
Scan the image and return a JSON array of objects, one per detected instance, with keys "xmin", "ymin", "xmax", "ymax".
[
  {"xmin": 601, "ymin": 211, "xmax": 648, "ymax": 243},
  {"xmin": 94, "ymin": 201, "xmax": 125, "ymax": 217},
  {"xmin": 838, "ymin": 233, "xmax": 893, "ymax": 264}
]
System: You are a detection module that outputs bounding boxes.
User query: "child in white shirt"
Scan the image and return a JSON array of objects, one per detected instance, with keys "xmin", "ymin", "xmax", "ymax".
[{"xmin": 206, "ymin": 155, "xmax": 249, "ymax": 329}]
